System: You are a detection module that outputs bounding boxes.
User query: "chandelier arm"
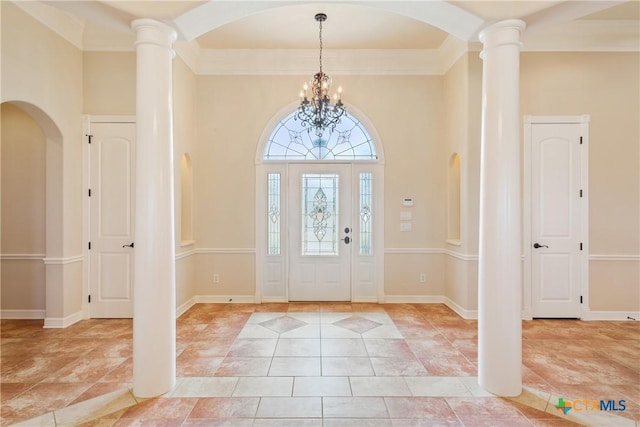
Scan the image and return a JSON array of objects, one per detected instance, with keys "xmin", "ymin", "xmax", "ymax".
[{"xmin": 295, "ymin": 12, "xmax": 345, "ymax": 137}]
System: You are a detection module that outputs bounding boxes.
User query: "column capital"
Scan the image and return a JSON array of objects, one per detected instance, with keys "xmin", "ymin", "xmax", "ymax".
[
  {"xmin": 131, "ymin": 18, "xmax": 177, "ymax": 50},
  {"xmin": 479, "ymin": 19, "xmax": 526, "ymax": 58}
]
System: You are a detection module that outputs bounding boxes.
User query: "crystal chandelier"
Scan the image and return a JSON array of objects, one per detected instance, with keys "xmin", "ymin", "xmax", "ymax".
[{"xmin": 296, "ymin": 13, "xmax": 346, "ymax": 137}]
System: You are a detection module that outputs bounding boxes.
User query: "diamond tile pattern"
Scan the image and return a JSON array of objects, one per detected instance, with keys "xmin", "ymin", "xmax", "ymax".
[
  {"xmin": 259, "ymin": 315, "xmax": 308, "ymax": 334},
  {"xmin": 332, "ymin": 315, "xmax": 383, "ymax": 334}
]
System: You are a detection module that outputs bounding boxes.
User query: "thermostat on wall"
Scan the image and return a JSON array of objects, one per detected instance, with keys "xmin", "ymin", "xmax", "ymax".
[{"xmin": 403, "ymin": 198, "xmax": 413, "ymax": 207}]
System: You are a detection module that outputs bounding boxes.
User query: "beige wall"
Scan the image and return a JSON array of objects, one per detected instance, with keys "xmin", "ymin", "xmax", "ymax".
[
  {"xmin": 83, "ymin": 52, "xmax": 136, "ymax": 115},
  {"xmin": 443, "ymin": 51, "xmax": 639, "ymax": 314},
  {"xmin": 521, "ymin": 52, "xmax": 640, "ymax": 312},
  {"xmin": 194, "ymin": 74, "xmax": 448, "ymax": 297},
  {"xmin": 2, "ymin": 3, "xmax": 637, "ymax": 316},
  {"xmin": 2, "ymin": 3, "xmax": 84, "ymax": 319},
  {"xmin": 173, "ymin": 56, "xmax": 198, "ymax": 306},
  {"xmin": 442, "ymin": 53, "xmax": 482, "ymax": 311},
  {"xmin": 1, "ymin": 104, "xmax": 46, "ymax": 310}
]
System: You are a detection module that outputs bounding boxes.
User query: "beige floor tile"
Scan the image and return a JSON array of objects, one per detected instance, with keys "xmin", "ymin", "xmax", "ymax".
[
  {"xmin": 350, "ymin": 377, "xmax": 412, "ymax": 396},
  {"xmin": 233, "ymin": 376, "xmax": 293, "ymax": 397},
  {"xmin": 292, "ymin": 376, "xmax": 352, "ymax": 396},
  {"xmin": 53, "ymin": 388, "xmax": 137, "ymax": 425},
  {"xmin": 323, "ymin": 396, "xmax": 389, "ymax": 418},
  {"xmin": 235, "ymin": 324, "xmax": 279, "ymax": 339},
  {"xmin": 320, "ymin": 324, "xmax": 362, "ymax": 338},
  {"xmin": 227, "ymin": 339, "xmax": 277, "ymax": 357},
  {"xmin": 324, "ymin": 419, "xmax": 393, "ymax": 427},
  {"xmin": 8, "ymin": 412, "xmax": 56, "ymax": 427},
  {"xmin": 167, "ymin": 377, "xmax": 239, "ymax": 397},
  {"xmin": 255, "ymin": 396, "xmax": 322, "ymax": 418},
  {"xmin": 403, "ymin": 376, "xmax": 471, "ymax": 397},
  {"xmin": 268, "ymin": 357, "xmax": 321, "ymax": 376},
  {"xmin": 253, "ymin": 418, "xmax": 322, "ymax": 427},
  {"xmin": 278, "ymin": 324, "xmax": 321, "ymax": 338},
  {"xmin": 370, "ymin": 357, "xmax": 428, "ymax": 376},
  {"xmin": 214, "ymin": 357, "xmax": 272, "ymax": 376},
  {"xmin": 322, "ymin": 357, "xmax": 375, "ymax": 376},
  {"xmin": 321, "ymin": 338, "xmax": 368, "ymax": 357},
  {"xmin": 5, "ymin": 304, "xmax": 639, "ymax": 427},
  {"xmin": 274, "ymin": 338, "xmax": 321, "ymax": 357}
]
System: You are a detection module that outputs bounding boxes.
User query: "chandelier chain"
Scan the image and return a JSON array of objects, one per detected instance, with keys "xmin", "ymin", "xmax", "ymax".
[{"xmin": 318, "ymin": 18, "xmax": 323, "ymax": 73}]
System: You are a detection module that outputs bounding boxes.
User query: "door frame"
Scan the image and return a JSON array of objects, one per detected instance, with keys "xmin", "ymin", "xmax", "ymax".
[
  {"xmin": 256, "ymin": 161, "xmax": 384, "ymax": 303},
  {"xmin": 82, "ymin": 115, "xmax": 136, "ymax": 319},
  {"xmin": 287, "ymin": 163, "xmax": 353, "ymax": 301},
  {"xmin": 523, "ymin": 115, "xmax": 590, "ymax": 320}
]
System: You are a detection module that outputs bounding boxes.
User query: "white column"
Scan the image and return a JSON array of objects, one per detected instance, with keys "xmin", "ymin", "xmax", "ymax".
[
  {"xmin": 477, "ymin": 19, "xmax": 526, "ymax": 397},
  {"xmin": 131, "ymin": 19, "xmax": 177, "ymax": 398}
]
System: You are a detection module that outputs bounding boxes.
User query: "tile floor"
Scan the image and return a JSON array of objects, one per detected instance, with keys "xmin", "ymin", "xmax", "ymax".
[{"xmin": 1, "ymin": 303, "xmax": 638, "ymax": 426}]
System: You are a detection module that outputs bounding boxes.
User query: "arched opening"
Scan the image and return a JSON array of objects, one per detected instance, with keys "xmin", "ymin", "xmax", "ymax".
[
  {"xmin": 256, "ymin": 104, "xmax": 384, "ymax": 302},
  {"xmin": 1, "ymin": 101, "xmax": 63, "ymax": 321}
]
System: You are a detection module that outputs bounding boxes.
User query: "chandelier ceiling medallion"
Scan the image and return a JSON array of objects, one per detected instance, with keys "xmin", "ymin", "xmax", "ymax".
[{"xmin": 296, "ymin": 13, "xmax": 346, "ymax": 138}]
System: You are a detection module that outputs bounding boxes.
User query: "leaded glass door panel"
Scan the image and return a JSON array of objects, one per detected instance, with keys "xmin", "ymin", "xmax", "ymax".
[{"xmin": 289, "ymin": 164, "xmax": 352, "ymax": 301}]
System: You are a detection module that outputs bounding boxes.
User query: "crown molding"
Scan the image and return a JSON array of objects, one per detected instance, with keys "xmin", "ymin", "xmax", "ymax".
[{"xmin": 13, "ymin": 1, "xmax": 639, "ymax": 74}]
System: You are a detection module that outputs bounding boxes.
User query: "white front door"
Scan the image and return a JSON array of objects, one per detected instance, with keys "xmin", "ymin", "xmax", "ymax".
[
  {"xmin": 89, "ymin": 121, "xmax": 135, "ymax": 318},
  {"xmin": 288, "ymin": 164, "xmax": 352, "ymax": 301},
  {"xmin": 531, "ymin": 122, "xmax": 583, "ymax": 318}
]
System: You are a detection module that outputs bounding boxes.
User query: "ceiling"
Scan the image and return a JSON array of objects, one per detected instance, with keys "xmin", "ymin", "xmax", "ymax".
[{"xmin": 30, "ymin": 0, "xmax": 640, "ymax": 52}]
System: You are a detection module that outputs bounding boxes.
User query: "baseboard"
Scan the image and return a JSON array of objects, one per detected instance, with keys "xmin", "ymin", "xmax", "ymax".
[
  {"xmin": 260, "ymin": 297, "xmax": 288, "ymax": 303},
  {"xmin": 194, "ymin": 295, "xmax": 256, "ymax": 304},
  {"xmin": 383, "ymin": 295, "xmax": 445, "ymax": 304},
  {"xmin": 352, "ymin": 297, "xmax": 380, "ymax": 303},
  {"xmin": 0, "ymin": 309, "xmax": 46, "ymax": 320},
  {"xmin": 176, "ymin": 296, "xmax": 197, "ymax": 318},
  {"xmin": 443, "ymin": 297, "xmax": 478, "ymax": 320},
  {"xmin": 581, "ymin": 309, "xmax": 640, "ymax": 321},
  {"xmin": 43, "ymin": 310, "xmax": 83, "ymax": 328}
]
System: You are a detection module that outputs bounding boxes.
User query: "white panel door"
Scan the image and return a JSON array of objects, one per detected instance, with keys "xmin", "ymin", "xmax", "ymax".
[
  {"xmin": 531, "ymin": 123, "xmax": 582, "ymax": 318},
  {"xmin": 89, "ymin": 122, "xmax": 135, "ymax": 318},
  {"xmin": 289, "ymin": 164, "xmax": 352, "ymax": 301}
]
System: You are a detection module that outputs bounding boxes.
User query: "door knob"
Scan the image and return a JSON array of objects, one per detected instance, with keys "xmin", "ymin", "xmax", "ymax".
[
  {"xmin": 122, "ymin": 242, "xmax": 134, "ymax": 248},
  {"xmin": 533, "ymin": 243, "xmax": 548, "ymax": 249},
  {"xmin": 341, "ymin": 236, "xmax": 351, "ymax": 244}
]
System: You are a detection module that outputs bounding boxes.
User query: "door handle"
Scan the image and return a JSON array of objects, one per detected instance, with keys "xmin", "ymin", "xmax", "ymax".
[
  {"xmin": 533, "ymin": 243, "xmax": 548, "ymax": 249},
  {"xmin": 340, "ymin": 236, "xmax": 351, "ymax": 244},
  {"xmin": 122, "ymin": 242, "xmax": 135, "ymax": 248}
]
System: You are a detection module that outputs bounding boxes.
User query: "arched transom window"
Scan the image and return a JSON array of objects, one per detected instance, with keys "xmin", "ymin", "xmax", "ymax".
[{"xmin": 264, "ymin": 110, "xmax": 377, "ymax": 160}]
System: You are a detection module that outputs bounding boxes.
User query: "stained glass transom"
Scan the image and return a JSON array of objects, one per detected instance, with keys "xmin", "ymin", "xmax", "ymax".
[
  {"xmin": 267, "ymin": 173, "xmax": 281, "ymax": 255},
  {"xmin": 302, "ymin": 174, "xmax": 339, "ymax": 256},
  {"xmin": 264, "ymin": 111, "xmax": 377, "ymax": 160}
]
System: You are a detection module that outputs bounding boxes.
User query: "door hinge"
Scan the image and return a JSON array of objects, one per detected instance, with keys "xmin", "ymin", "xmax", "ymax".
[
  {"xmin": 88, "ymin": 295, "xmax": 91, "ymax": 303},
  {"xmin": 87, "ymin": 134, "xmax": 93, "ymax": 144},
  {"xmin": 88, "ymin": 241, "xmax": 92, "ymax": 250},
  {"xmin": 580, "ymin": 296, "xmax": 583, "ymax": 304},
  {"xmin": 88, "ymin": 188, "xmax": 92, "ymax": 197},
  {"xmin": 579, "ymin": 136, "xmax": 583, "ymax": 145},
  {"xmin": 580, "ymin": 242, "xmax": 583, "ymax": 251}
]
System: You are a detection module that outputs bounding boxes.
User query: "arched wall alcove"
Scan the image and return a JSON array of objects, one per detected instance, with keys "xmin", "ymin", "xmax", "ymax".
[{"xmin": 1, "ymin": 101, "xmax": 64, "ymax": 321}]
